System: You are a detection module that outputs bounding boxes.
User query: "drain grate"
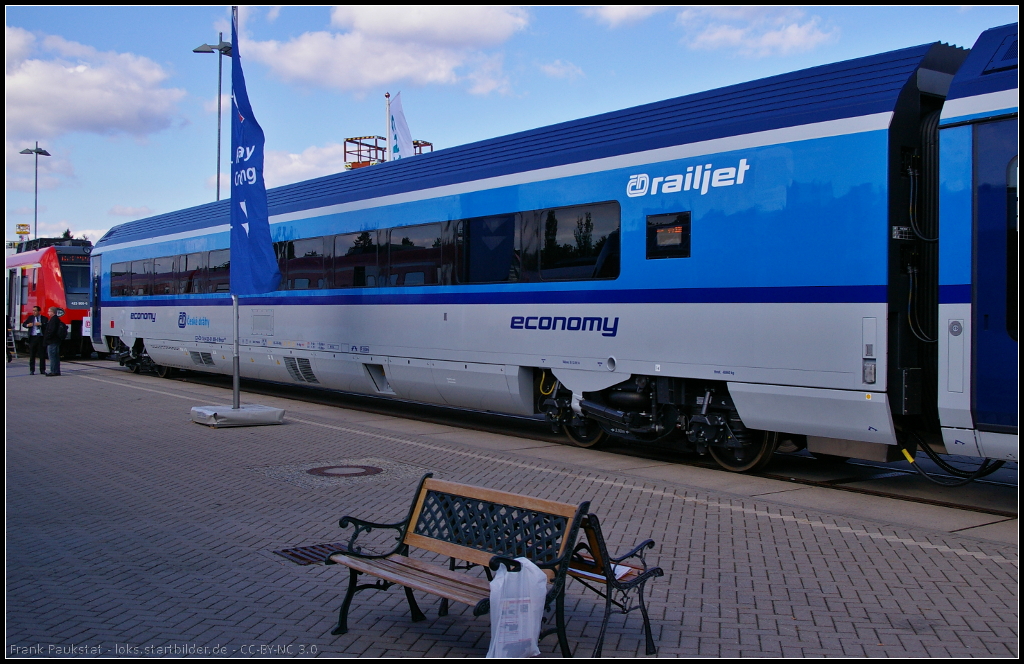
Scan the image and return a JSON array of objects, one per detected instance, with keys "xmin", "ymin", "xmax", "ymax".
[{"xmin": 273, "ymin": 542, "xmax": 348, "ymax": 566}]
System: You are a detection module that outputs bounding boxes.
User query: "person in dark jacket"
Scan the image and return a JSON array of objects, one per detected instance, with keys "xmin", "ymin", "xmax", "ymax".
[
  {"xmin": 42, "ymin": 306, "xmax": 63, "ymax": 376},
  {"xmin": 22, "ymin": 305, "xmax": 48, "ymax": 374}
]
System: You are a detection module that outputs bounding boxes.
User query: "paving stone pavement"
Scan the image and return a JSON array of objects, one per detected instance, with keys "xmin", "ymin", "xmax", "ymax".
[{"xmin": 5, "ymin": 359, "xmax": 1019, "ymax": 657}]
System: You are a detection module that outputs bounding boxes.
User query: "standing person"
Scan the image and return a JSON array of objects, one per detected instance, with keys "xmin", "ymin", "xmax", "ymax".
[
  {"xmin": 22, "ymin": 305, "xmax": 48, "ymax": 375},
  {"xmin": 42, "ymin": 306, "xmax": 64, "ymax": 377}
]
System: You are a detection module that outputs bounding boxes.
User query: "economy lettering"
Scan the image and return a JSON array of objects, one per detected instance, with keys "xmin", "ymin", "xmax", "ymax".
[{"xmin": 511, "ymin": 315, "xmax": 619, "ymax": 337}]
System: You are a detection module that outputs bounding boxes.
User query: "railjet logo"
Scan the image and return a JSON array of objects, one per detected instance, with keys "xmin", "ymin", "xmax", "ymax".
[
  {"xmin": 178, "ymin": 311, "xmax": 211, "ymax": 328},
  {"xmin": 130, "ymin": 312, "xmax": 156, "ymax": 322},
  {"xmin": 627, "ymin": 158, "xmax": 750, "ymax": 197},
  {"xmin": 511, "ymin": 315, "xmax": 619, "ymax": 337}
]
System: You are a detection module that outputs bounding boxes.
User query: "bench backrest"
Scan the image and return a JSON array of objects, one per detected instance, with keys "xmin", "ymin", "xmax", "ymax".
[{"xmin": 404, "ymin": 478, "xmax": 587, "ymax": 571}]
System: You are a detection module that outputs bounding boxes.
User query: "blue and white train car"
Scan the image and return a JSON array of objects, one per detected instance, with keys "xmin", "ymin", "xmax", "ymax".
[
  {"xmin": 92, "ymin": 40, "xmax": 972, "ymax": 472},
  {"xmin": 938, "ymin": 23, "xmax": 1018, "ymax": 462}
]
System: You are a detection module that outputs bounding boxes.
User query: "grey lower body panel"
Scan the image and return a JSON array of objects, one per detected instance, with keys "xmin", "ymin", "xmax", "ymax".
[{"xmin": 728, "ymin": 382, "xmax": 896, "ymax": 446}]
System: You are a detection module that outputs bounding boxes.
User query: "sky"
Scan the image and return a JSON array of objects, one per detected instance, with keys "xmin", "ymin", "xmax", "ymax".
[{"xmin": 5, "ymin": 6, "xmax": 1019, "ymax": 246}]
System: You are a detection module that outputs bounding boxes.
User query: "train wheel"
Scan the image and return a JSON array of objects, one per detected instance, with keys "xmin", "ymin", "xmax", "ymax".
[
  {"xmin": 564, "ymin": 418, "xmax": 607, "ymax": 448},
  {"xmin": 129, "ymin": 363, "xmax": 141, "ymax": 374},
  {"xmin": 709, "ymin": 430, "xmax": 779, "ymax": 472},
  {"xmin": 155, "ymin": 365, "xmax": 172, "ymax": 379}
]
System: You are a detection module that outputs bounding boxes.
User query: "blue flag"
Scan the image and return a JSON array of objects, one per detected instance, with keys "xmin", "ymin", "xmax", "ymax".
[{"xmin": 229, "ymin": 10, "xmax": 281, "ymax": 295}]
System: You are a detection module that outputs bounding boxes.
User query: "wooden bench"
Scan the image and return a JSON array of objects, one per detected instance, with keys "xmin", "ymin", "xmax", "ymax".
[
  {"xmin": 325, "ymin": 474, "xmax": 590, "ymax": 657},
  {"xmin": 568, "ymin": 513, "xmax": 664, "ymax": 657}
]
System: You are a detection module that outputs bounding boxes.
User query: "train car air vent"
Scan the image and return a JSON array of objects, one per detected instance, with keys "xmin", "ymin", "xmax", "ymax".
[
  {"xmin": 189, "ymin": 351, "xmax": 215, "ymax": 366},
  {"xmin": 284, "ymin": 357, "xmax": 319, "ymax": 384}
]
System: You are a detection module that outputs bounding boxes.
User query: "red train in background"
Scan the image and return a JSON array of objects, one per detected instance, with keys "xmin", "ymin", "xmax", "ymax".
[{"xmin": 5, "ymin": 238, "xmax": 96, "ymax": 357}]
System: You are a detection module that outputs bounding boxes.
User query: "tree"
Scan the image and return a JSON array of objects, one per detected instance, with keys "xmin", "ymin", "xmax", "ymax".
[{"xmin": 61, "ymin": 228, "xmax": 73, "ymax": 239}]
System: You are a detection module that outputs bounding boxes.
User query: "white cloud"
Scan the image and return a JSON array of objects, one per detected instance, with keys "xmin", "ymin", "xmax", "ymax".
[
  {"xmin": 330, "ymin": 6, "xmax": 528, "ymax": 49},
  {"xmin": 5, "ymin": 139, "xmax": 76, "ymax": 192},
  {"xmin": 539, "ymin": 59, "xmax": 584, "ymax": 80},
  {"xmin": 5, "ymin": 28, "xmax": 187, "ymax": 142},
  {"xmin": 582, "ymin": 6, "xmax": 667, "ymax": 28},
  {"xmin": 263, "ymin": 143, "xmax": 349, "ymax": 188},
  {"xmin": 108, "ymin": 205, "xmax": 154, "ymax": 218},
  {"xmin": 466, "ymin": 54, "xmax": 511, "ymax": 96},
  {"xmin": 6, "ymin": 25, "xmax": 35, "ymax": 74},
  {"xmin": 13, "ymin": 205, "xmax": 46, "ymax": 215},
  {"xmin": 266, "ymin": 6, "xmax": 282, "ymax": 23},
  {"xmin": 75, "ymin": 228, "xmax": 113, "ymax": 243},
  {"xmin": 241, "ymin": 6, "xmax": 528, "ymax": 94},
  {"xmin": 203, "ymin": 93, "xmax": 233, "ymax": 114},
  {"xmin": 205, "ymin": 172, "xmax": 231, "ymax": 193},
  {"xmin": 676, "ymin": 8, "xmax": 837, "ymax": 57}
]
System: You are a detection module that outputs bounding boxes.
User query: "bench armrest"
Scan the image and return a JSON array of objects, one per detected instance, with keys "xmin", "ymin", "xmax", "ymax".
[
  {"xmin": 488, "ymin": 556, "xmax": 522, "ymax": 573},
  {"xmin": 330, "ymin": 473, "xmax": 434, "ymax": 561},
  {"xmin": 608, "ymin": 538, "xmax": 656, "ymax": 567},
  {"xmin": 331, "ymin": 515, "xmax": 408, "ymax": 560}
]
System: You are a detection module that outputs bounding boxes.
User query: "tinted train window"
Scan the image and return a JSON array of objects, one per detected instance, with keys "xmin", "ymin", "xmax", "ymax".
[
  {"xmin": 335, "ymin": 231, "xmax": 380, "ymax": 288},
  {"xmin": 286, "ymin": 237, "xmax": 326, "ymax": 290},
  {"xmin": 130, "ymin": 260, "xmax": 152, "ymax": 296},
  {"xmin": 60, "ymin": 265, "xmax": 90, "ymax": 294},
  {"xmin": 110, "ymin": 263, "xmax": 130, "ymax": 297},
  {"xmin": 388, "ymin": 223, "xmax": 441, "ymax": 286},
  {"xmin": 152, "ymin": 256, "xmax": 177, "ymax": 295},
  {"xmin": 646, "ymin": 211, "xmax": 691, "ymax": 259},
  {"xmin": 531, "ymin": 202, "xmax": 620, "ymax": 281},
  {"xmin": 456, "ymin": 214, "xmax": 519, "ymax": 283},
  {"xmin": 181, "ymin": 253, "xmax": 206, "ymax": 294},
  {"xmin": 208, "ymin": 249, "xmax": 230, "ymax": 292}
]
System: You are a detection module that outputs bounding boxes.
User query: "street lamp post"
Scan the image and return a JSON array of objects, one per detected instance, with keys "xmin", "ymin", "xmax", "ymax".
[
  {"xmin": 193, "ymin": 34, "xmax": 233, "ymax": 201},
  {"xmin": 19, "ymin": 142, "xmax": 51, "ymax": 240}
]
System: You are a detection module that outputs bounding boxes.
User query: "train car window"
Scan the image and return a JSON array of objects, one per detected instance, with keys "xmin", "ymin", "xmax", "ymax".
[
  {"xmin": 152, "ymin": 256, "xmax": 176, "ymax": 295},
  {"xmin": 455, "ymin": 214, "xmax": 520, "ymax": 283},
  {"xmin": 180, "ymin": 252, "xmax": 207, "ymax": 294},
  {"xmin": 285, "ymin": 237, "xmax": 326, "ymax": 290},
  {"xmin": 646, "ymin": 211, "xmax": 692, "ymax": 260},
  {"xmin": 535, "ymin": 202, "xmax": 620, "ymax": 280},
  {"xmin": 61, "ymin": 265, "xmax": 90, "ymax": 294},
  {"xmin": 110, "ymin": 263, "xmax": 130, "ymax": 297},
  {"xmin": 273, "ymin": 241, "xmax": 288, "ymax": 290},
  {"xmin": 21, "ymin": 272, "xmax": 30, "ymax": 301},
  {"xmin": 334, "ymin": 231, "xmax": 380, "ymax": 288},
  {"xmin": 130, "ymin": 260, "xmax": 153, "ymax": 296},
  {"xmin": 207, "ymin": 249, "xmax": 231, "ymax": 293},
  {"xmin": 387, "ymin": 223, "xmax": 442, "ymax": 287}
]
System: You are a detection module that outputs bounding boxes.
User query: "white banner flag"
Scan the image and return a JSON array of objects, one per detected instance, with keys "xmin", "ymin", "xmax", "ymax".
[{"xmin": 388, "ymin": 92, "xmax": 414, "ymax": 161}]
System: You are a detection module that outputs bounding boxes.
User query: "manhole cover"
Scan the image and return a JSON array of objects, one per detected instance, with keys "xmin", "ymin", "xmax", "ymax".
[
  {"xmin": 250, "ymin": 457, "xmax": 430, "ymax": 489},
  {"xmin": 307, "ymin": 465, "xmax": 382, "ymax": 477}
]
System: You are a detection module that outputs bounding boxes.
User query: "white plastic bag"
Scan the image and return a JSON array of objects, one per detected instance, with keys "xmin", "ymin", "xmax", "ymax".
[{"xmin": 486, "ymin": 557, "xmax": 548, "ymax": 658}]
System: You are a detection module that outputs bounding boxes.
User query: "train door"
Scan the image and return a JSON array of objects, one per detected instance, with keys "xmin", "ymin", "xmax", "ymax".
[
  {"xmin": 6, "ymin": 269, "xmax": 19, "ymax": 334},
  {"xmin": 91, "ymin": 257, "xmax": 103, "ymax": 345},
  {"xmin": 972, "ymin": 118, "xmax": 1017, "ymax": 432}
]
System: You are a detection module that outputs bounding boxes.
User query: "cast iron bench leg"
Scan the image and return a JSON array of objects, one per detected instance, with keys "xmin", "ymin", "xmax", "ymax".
[
  {"xmin": 556, "ymin": 588, "xmax": 573, "ymax": 658},
  {"xmin": 638, "ymin": 580, "xmax": 656, "ymax": 656},
  {"xmin": 439, "ymin": 557, "xmax": 456, "ymax": 617},
  {"xmin": 332, "ymin": 568, "xmax": 361, "ymax": 635},
  {"xmin": 592, "ymin": 591, "xmax": 614, "ymax": 658},
  {"xmin": 405, "ymin": 587, "xmax": 426, "ymax": 622}
]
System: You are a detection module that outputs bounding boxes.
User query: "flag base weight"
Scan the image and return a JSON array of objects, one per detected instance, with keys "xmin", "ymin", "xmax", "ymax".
[{"xmin": 191, "ymin": 404, "xmax": 285, "ymax": 428}]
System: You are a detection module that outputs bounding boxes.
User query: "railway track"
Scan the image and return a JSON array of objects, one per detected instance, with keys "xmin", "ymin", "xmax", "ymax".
[{"xmin": 67, "ymin": 359, "xmax": 1018, "ymax": 519}]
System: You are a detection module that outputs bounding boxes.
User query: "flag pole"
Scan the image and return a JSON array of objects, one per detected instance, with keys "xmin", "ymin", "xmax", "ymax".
[
  {"xmin": 232, "ymin": 294, "xmax": 240, "ymax": 409},
  {"xmin": 385, "ymin": 91, "xmax": 391, "ymax": 162},
  {"xmin": 190, "ymin": 4, "xmax": 283, "ymax": 427}
]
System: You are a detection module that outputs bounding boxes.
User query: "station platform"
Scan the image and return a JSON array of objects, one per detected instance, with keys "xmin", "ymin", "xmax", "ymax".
[{"xmin": 5, "ymin": 358, "xmax": 1018, "ymax": 657}]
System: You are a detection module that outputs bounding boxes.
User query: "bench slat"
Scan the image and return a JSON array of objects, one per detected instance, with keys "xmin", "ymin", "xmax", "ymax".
[{"xmin": 330, "ymin": 553, "xmax": 490, "ymax": 606}]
